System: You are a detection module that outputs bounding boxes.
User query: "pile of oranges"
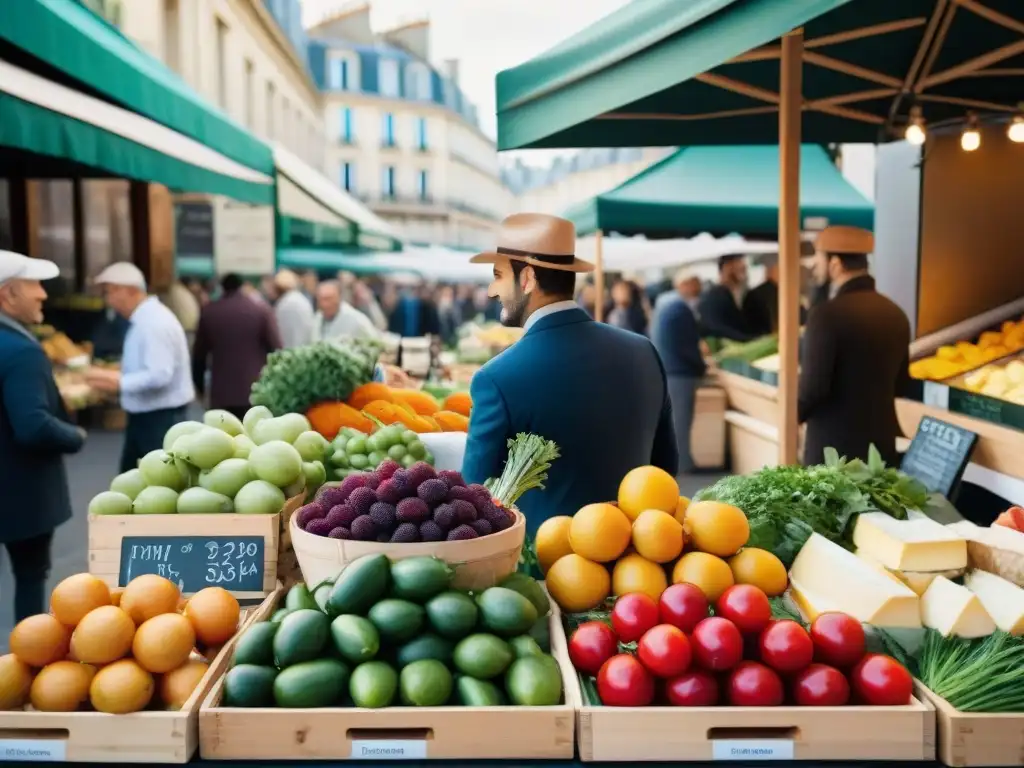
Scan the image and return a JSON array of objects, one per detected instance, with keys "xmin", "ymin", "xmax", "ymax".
[
  {"xmin": 0, "ymin": 573, "xmax": 240, "ymax": 714},
  {"xmin": 537, "ymin": 466, "xmax": 789, "ymax": 613}
]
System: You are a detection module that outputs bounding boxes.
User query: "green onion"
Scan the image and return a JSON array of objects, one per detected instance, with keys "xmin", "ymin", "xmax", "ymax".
[
  {"xmin": 485, "ymin": 433, "xmax": 560, "ymax": 508},
  {"xmin": 917, "ymin": 630, "xmax": 1024, "ymax": 712}
]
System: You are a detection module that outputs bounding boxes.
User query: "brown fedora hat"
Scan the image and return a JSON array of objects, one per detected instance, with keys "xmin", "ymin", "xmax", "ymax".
[{"xmin": 470, "ymin": 213, "xmax": 594, "ymax": 273}]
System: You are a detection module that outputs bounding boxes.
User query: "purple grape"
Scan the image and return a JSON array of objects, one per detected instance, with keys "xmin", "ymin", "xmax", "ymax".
[
  {"xmin": 375, "ymin": 477, "xmax": 406, "ymax": 505},
  {"xmin": 305, "ymin": 518, "xmax": 334, "ymax": 537},
  {"xmin": 348, "ymin": 487, "xmax": 377, "ymax": 517},
  {"xmin": 297, "ymin": 503, "xmax": 326, "ymax": 527},
  {"xmin": 406, "ymin": 462, "xmax": 436, "ymax": 489},
  {"xmin": 377, "ymin": 459, "xmax": 401, "ymax": 480},
  {"xmin": 350, "ymin": 515, "xmax": 376, "ymax": 541},
  {"xmin": 432, "ymin": 503, "xmax": 457, "ymax": 530},
  {"xmin": 396, "ymin": 497, "xmax": 430, "ymax": 524},
  {"xmin": 390, "ymin": 523, "xmax": 419, "ymax": 543},
  {"xmin": 417, "ymin": 479, "xmax": 448, "ymax": 506},
  {"xmin": 437, "ymin": 470, "xmax": 466, "ymax": 489},
  {"xmin": 470, "ymin": 519, "xmax": 493, "ymax": 537},
  {"xmin": 328, "ymin": 527, "xmax": 352, "ymax": 539},
  {"xmin": 446, "ymin": 524, "xmax": 478, "ymax": 541},
  {"xmin": 369, "ymin": 501, "xmax": 397, "ymax": 531},
  {"xmin": 419, "ymin": 520, "xmax": 444, "ymax": 542},
  {"xmin": 451, "ymin": 499, "xmax": 477, "ymax": 523}
]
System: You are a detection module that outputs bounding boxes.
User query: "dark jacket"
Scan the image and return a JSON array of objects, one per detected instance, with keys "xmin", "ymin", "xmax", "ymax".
[
  {"xmin": 798, "ymin": 275, "xmax": 911, "ymax": 467},
  {"xmin": 462, "ymin": 307, "xmax": 678, "ymax": 537},
  {"xmin": 698, "ymin": 284, "xmax": 755, "ymax": 342},
  {"xmin": 192, "ymin": 291, "xmax": 282, "ymax": 409},
  {"xmin": 0, "ymin": 323, "xmax": 84, "ymax": 543},
  {"xmin": 651, "ymin": 294, "xmax": 707, "ymax": 378},
  {"xmin": 743, "ymin": 279, "xmax": 808, "ymax": 337}
]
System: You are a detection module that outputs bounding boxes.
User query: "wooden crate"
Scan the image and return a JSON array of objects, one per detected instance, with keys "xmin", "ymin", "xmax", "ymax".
[
  {"xmin": 0, "ymin": 592, "xmax": 277, "ymax": 763},
  {"xmin": 199, "ymin": 590, "xmax": 576, "ymax": 760},
  {"xmin": 915, "ymin": 681, "xmax": 1024, "ymax": 766},
  {"xmin": 692, "ymin": 386, "xmax": 726, "ymax": 469}
]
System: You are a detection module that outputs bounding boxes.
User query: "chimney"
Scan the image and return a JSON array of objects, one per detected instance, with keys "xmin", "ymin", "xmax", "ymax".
[{"xmin": 444, "ymin": 59, "xmax": 459, "ymax": 85}]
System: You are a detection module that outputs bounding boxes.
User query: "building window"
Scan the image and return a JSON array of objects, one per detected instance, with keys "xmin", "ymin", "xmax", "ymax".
[
  {"xmin": 341, "ymin": 162, "xmax": 356, "ymax": 193},
  {"xmin": 340, "ymin": 107, "xmax": 355, "ymax": 143},
  {"xmin": 329, "ymin": 57, "xmax": 349, "ymax": 90},
  {"xmin": 244, "ymin": 59, "xmax": 254, "ymax": 128},
  {"xmin": 381, "ymin": 165, "xmax": 396, "ymax": 198},
  {"xmin": 282, "ymin": 97, "xmax": 291, "ymax": 146},
  {"xmin": 416, "ymin": 117, "xmax": 428, "ymax": 150},
  {"xmin": 381, "ymin": 113, "xmax": 395, "ymax": 147},
  {"xmin": 266, "ymin": 81, "xmax": 276, "ymax": 139},
  {"xmin": 417, "ymin": 169, "xmax": 429, "ymax": 201},
  {"xmin": 215, "ymin": 17, "xmax": 229, "ymax": 109},
  {"xmin": 379, "ymin": 58, "xmax": 399, "ymax": 97},
  {"xmin": 163, "ymin": 0, "xmax": 180, "ymax": 73}
]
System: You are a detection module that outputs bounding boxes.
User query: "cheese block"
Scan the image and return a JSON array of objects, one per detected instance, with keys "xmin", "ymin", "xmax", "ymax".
[
  {"xmin": 948, "ymin": 521, "xmax": 1024, "ymax": 586},
  {"xmin": 852, "ymin": 512, "xmax": 966, "ymax": 572},
  {"xmin": 920, "ymin": 576, "xmax": 995, "ymax": 638},
  {"xmin": 855, "ymin": 550, "xmax": 964, "ymax": 596},
  {"xmin": 789, "ymin": 533, "xmax": 921, "ymax": 628},
  {"xmin": 964, "ymin": 569, "xmax": 1024, "ymax": 635}
]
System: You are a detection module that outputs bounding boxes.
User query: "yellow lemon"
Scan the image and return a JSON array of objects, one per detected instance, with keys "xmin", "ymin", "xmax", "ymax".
[
  {"xmin": 534, "ymin": 516, "xmax": 574, "ymax": 575},
  {"xmin": 728, "ymin": 548, "xmax": 788, "ymax": 597},
  {"xmin": 569, "ymin": 503, "xmax": 632, "ymax": 563},
  {"xmin": 631, "ymin": 509, "xmax": 685, "ymax": 563},
  {"xmin": 618, "ymin": 466, "xmax": 679, "ymax": 521},
  {"xmin": 683, "ymin": 501, "xmax": 749, "ymax": 556},
  {"xmin": 545, "ymin": 554, "xmax": 611, "ymax": 613},
  {"xmin": 672, "ymin": 552, "xmax": 734, "ymax": 602},
  {"xmin": 612, "ymin": 553, "xmax": 668, "ymax": 602}
]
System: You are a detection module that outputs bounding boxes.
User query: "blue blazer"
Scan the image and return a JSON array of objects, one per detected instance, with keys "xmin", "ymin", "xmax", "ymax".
[
  {"xmin": 462, "ymin": 307, "xmax": 678, "ymax": 537},
  {"xmin": 0, "ymin": 325, "xmax": 84, "ymax": 543}
]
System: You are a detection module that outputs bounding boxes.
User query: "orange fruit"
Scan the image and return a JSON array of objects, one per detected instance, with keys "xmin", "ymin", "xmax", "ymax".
[
  {"xmin": 69, "ymin": 606, "xmax": 135, "ymax": 665},
  {"xmin": 612, "ymin": 553, "xmax": 669, "ymax": 602},
  {"xmin": 672, "ymin": 552, "xmax": 735, "ymax": 602},
  {"xmin": 132, "ymin": 613, "xmax": 196, "ymax": 674},
  {"xmin": 683, "ymin": 501, "xmax": 749, "ymax": 556},
  {"xmin": 159, "ymin": 659, "xmax": 210, "ymax": 710},
  {"xmin": 29, "ymin": 661, "xmax": 96, "ymax": 712},
  {"xmin": 50, "ymin": 573, "xmax": 111, "ymax": 627},
  {"xmin": 534, "ymin": 516, "xmax": 574, "ymax": 575},
  {"xmin": 545, "ymin": 554, "xmax": 611, "ymax": 613},
  {"xmin": 184, "ymin": 587, "xmax": 240, "ymax": 646},
  {"xmin": 0, "ymin": 653, "xmax": 34, "ymax": 709},
  {"xmin": 569, "ymin": 503, "xmax": 631, "ymax": 562},
  {"xmin": 120, "ymin": 574, "xmax": 181, "ymax": 625},
  {"xmin": 89, "ymin": 659, "xmax": 154, "ymax": 714},
  {"xmin": 728, "ymin": 548, "xmax": 788, "ymax": 597},
  {"xmin": 674, "ymin": 496, "xmax": 691, "ymax": 526},
  {"xmin": 631, "ymin": 509, "xmax": 685, "ymax": 563},
  {"xmin": 618, "ymin": 466, "xmax": 679, "ymax": 521},
  {"xmin": 10, "ymin": 614, "xmax": 71, "ymax": 668}
]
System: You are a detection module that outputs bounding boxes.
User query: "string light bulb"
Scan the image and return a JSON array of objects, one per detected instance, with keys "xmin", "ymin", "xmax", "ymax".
[
  {"xmin": 961, "ymin": 113, "xmax": 981, "ymax": 152},
  {"xmin": 905, "ymin": 106, "xmax": 926, "ymax": 146},
  {"xmin": 1009, "ymin": 114, "xmax": 1024, "ymax": 143}
]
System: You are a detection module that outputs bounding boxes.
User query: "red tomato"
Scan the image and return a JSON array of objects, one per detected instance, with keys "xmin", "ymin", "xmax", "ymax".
[
  {"xmin": 727, "ymin": 661, "xmax": 784, "ymax": 706},
  {"xmin": 611, "ymin": 593, "xmax": 660, "ymax": 643},
  {"xmin": 690, "ymin": 617, "xmax": 743, "ymax": 671},
  {"xmin": 658, "ymin": 583, "xmax": 709, "ymax": 633},
  {"xmin": 568, "ymin": 621, "xmax": 619, "ymax": 676},
  {"xmin": 850, "ymin": 654, "xmax": 913, "ymax": 706},
  {"xmin": 716, "ymin": 585, "xmax": 772, "ymax": 634},
  {"xmin": 596, "ymin": 654, "xmax": 656, "ymax": 707},
  {"xmin": 810, "ymin": 612, "xmax": 866, "ymax": 668},
  {"xmin": 637, "ymin": 624, "xmax": 691, "ymax": 678},
  {"xmin": 792, "ymin": 663, "xmax": 850, "ymax": 706},
  {"xmin": 759, "ymin": 620, "xmax": 814, "ymax": 673},
  {"xmin": 665, "ymin": 670, "xmax": 719, "ymax": 707}
]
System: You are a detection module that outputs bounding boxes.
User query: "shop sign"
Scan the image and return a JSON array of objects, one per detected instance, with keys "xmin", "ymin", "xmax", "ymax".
[
  {"xmin": 174, "ymin": 201, "xmax": 214, "ymax": 258},
  {"xmin": 214, "ymin": 199, "xmax": 275, "ymax": 275},
  {"xmin": 118, "ymin": 535, "xmax": 265, "ymax": 596},
  {"xmin": 900, "ymin": 415, "xmax": 978, "ymax": 500},
  {"xmin": 350, "ymin": 740, "xmax": 427, "ymax": 759}
]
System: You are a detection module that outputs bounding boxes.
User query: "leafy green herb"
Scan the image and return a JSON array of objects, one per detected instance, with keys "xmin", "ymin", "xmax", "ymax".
[
  {"xmin": 824, "ymin": 445, "xmax": 929, "ymax": 520},
  {"xmin": 485, "ymin": 433, "xmax": 560, "ymax": 508},
  {"xmin": 916, "ymin": 630, "xmax": 1024, "ymax": 712}
]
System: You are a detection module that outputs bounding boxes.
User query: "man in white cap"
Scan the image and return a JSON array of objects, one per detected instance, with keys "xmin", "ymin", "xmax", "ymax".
[
  {"xmin": 270, "ymin": 269, "xmax": 315, "ymax": 348},
  {"xmin": 85, "ymin": 263, "xmax": 194, "ymax": 472},
  {"xmin": 0, "ymin": 251, "xmax": 86, "ymax": 621}
]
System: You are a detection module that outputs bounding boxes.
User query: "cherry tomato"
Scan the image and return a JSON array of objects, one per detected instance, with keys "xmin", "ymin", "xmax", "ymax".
[
  {"xmin": 716, "ymin": 585, "xmax": 772, "ymax": 634},
  {"xmin": 810, "ymin": 612, "xmax": 866, "ymax": 668},
  {"xmin": 792, "ymin": 663, "xmax": 850, "ymax": 706},
  {"xmin": 851, "ymin": 654, "xmax": 912, "ymax": 706},
  {"xmin": 569, "ymin": 621, "xmax": 619, "ymax": 676},
  {"xmin": 611, "ymin": 593, "xmax": 660, "ymax": 643},
  {"xmin": 658, "ymin": 583, "xmax": 709, "ymax": 633},
  {"xmin": 759, "ymin": 620, "xmax": 814, "ymax": 673},
  {"xmin": 690, "ymin": 617, "xmax": 743, "ymax": 671},
  {"xmin": 727, "ymin": 661, "xmax": 784, "ymax": 706},
  {"xmin": 665, "ymin": 670, "xmax": 719, "ymax": 707},
  {"xmin": 637, "ymin": 624, "xmax": 691, "ymax": 678},
  {"xmin": 596, "ymin": 653, "xmax": 656, "ymax": 707}
]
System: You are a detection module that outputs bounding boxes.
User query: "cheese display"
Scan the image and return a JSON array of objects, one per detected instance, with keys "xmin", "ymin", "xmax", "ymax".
[
  {"xmin": 855, "ymin": 551, "xmax": 962, "ymax": 596},
  {"xmin": 948, "ymin": 520, "xmax": 1024, "ymax": 587},
  {"xmin": 909, "ymin": 317, "xmax": 1024, "ymax": 381},
  {"xmin": 964, "ymin": 569, "xmax": 1024, "ymax": 635},
  {"xmin": 852, "ymin": 512, "xmax": 967, "ymax": 572},
  {"xmin": 920, "ymin": 576, "xmax": 996, "ymax": 639},
  {"xmin": 789, "ymin": 533, "xmax": 922, "ymax": 628},
  {"xmin": 958, "ymin": 358, "xmax": 1024, "ymax": 405}
]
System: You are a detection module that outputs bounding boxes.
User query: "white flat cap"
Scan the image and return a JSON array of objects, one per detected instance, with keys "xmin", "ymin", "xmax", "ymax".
[
  {"xmin": 0, "ymin": 250, "xmax": 59, "ymax": 284},
  {"xmin": 93, "ymin": 262, "xmax": 147, "ymax": 291}
]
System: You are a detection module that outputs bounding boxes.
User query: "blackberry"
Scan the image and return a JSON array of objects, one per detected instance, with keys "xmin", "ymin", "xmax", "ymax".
[
  {"xmin": 315, "ymin": 485, "xmax": 348, "ymax": 509},
  {"xmin": 350, "ymin": 515, "xmax": 376, "ymax": 541},
  {"xmin": 470, "ymin": 519, "xmax": 493, "ymax": 537},
  {"xmin": 437, "ymin": 470, "xmax": 466, "ymax": 489},
  {"xmin": 432, "ymin": 503, "xmax": 457, "ymax": 530},
  {"xmin": 348, "ymin": 486, "xmax": 377, "ymax": 517},
  {"xmin": 296, "ymin": 503, "xmax": 326, "ymax": 528},
  {"xmin": 417, "ymin": 479, "xmax": 448, "ymax": 506},
  {"xmin": 363, "ymin": 471, "xmax": 382, "ymax": 491},
  {"xmin": 375, "ymin": 478, "xmax": 406, "ymax": 505},
  {"xmin": 396, "ymin": 497, "xmax": 430, "ymax": 524},
  {"xmin": 446, "ymin": 524, "xmax": 479, "ymax": 541},
  {"xmin": 419, "ymin": 520, "xmax": 444, "ymax": 542},
  {"xmin": 451, "ymin": 499, "xmax": 477, "ymax": 523},
  {"xmin": 305, "ymin": 518, "xmax": 334, "ymax": 537},
  {"xmin": 337, "ymin": 473, "xmax": 368, "ymax": 501},
  {"xmin": 328, "ymin": 527, "xmax": 352, "ymax": 539},
  {"xmin": 377, "ymin": 459, "xmax": 401, "ymax": 480},
  {"xmin": 390, "ymin": 522, "xmax": 420, "ymax": 543},
  {"xmin": 406, "ymin": 462, "xmax": 436, "ymax": 488},
  {"xmin": 369, "ymin": 501, "xmax": 397, "ymax": 531},
  {"xmin": 447, "ymin": 485, "xmax": 475, "ymax": 503}
]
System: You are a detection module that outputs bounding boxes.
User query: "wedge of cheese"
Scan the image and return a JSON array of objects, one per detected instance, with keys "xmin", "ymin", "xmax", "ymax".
[
  {"xmin": 920, "ymin": 576, "xmax": 995, "ymax": 638},
  {"xmin": 789, "ymin": 533, "xmax": 922, "ymax": 628},
  {"xmin": 852, "ymin": 512, "xmax": 967, "ymax": 572},
  {"xmin": 964, "ymin": 569, "xmax": 1024, "ymax": 635},
  {"xmin": 948, "ymin": 521, "xmax": 1024, "ymax": 587},
  {"xmin": 855, "ymin": 550, "xmax": 964, "ymax": 596}
]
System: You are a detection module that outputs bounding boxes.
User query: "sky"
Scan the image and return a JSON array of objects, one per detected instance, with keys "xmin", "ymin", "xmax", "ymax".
[{"xmin": 302, "ymin": 0, "xmax": 632, "ymax": 164}]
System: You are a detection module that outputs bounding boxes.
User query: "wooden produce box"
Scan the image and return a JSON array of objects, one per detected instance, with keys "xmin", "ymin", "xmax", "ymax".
[
  {"xmin": 692, "ymin": 386, "xmax": 726, "ymax": 469},
  {"xmin": 199, "ymin": 590, "xmax": 576, "ymax": 760},
  {"xmin": 0, "ymin": 592, "xmax": 276, "ymax": 763},
  {"xmin": 915, "ymin": 681, "xmax": 1024, "ymax": 766}
]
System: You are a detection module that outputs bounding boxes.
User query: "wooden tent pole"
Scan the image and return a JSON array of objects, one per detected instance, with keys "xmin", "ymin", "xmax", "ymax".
[
  {"xmin": 777, "ymin": 29, "xmax": 804, "ymax": 466},
  {"xmin": 594, "ymin": 229, "xmax": 605, "ymax": 322}
]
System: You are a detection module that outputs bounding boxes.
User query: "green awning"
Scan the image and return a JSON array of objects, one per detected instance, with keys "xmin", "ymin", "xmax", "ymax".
[
  {"xmin": 277, "ymin": 248, "xmax": 406, "ymax": 275},
  {"xmin": 567, "ymin": 145, "xmax": 873, "ymax": 237},
  {"xmin": 496, "ymin": 0, "xmax": 1024, "ymax": 149}
]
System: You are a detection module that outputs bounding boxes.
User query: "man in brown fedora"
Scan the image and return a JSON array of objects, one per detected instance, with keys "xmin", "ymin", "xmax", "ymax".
[{"xmin": 462, "ymin": 213, "xmax": 679, "ymax": 537}]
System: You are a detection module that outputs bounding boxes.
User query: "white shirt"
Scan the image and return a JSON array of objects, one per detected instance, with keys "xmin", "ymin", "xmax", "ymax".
[
  {"xmin": 275, "ymin": 289, "xmax": 315, "ymax": 349},
  {"xmin": 524, "ymin": 300, "xmax": 578, "ymax": 332},
  {"xmin": 312, "ymin": 302, "xmax": 380, "ymax": 342},
  {"xmin": 120, "ymin": 297, "xmax": 195, "ymax": 414}
]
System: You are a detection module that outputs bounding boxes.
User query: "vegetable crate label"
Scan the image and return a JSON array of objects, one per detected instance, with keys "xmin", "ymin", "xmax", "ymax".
[
  {"xmin": 118, "ymin": 536, "xmax": 264, "ymax": 595},
  {"xmin": 0, "ymin": 739, "xmax": 66, "ymax": 762},
  {"xmin": 712, "ymin": 739, "xmax": 795, "ymax": 761},
  {"xmin": 349, "ymin": 740, "xmax": 428, "ymax": 760}
]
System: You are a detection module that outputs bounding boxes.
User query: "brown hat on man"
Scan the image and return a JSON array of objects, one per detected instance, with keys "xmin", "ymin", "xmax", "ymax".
[
  {"xmin": 816, "ymin": 226, "xmax": 874, "ymax": 255},
  {"xmin": 470, "ymin": 213, "xmax": 594, "ymax": 273}
]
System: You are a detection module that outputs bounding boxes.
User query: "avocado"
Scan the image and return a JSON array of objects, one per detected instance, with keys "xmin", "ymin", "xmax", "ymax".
[
  {"xmin": 395, "ymin": 634, "xmax": 455, "ymax": 668},
  {"xmin": 273, "ymin": 659, "xmax": 350, "ymax": 708},
  {"xmin": 452, "ymin": 634, "xmax": 513, "ymax": 680},
  {"xmin": 313, "ymin": 581, "xmax": 333, "ymax": 613},
  {"xmin": 327, "ymin": 554, "xmax": 391, "ymax": 616},
  {"xmin": 285, "ymin": 583, "xmax": 319, "ymax": 612},
  {"xmin": 509, "ymin": 635, "xmax": 545, "ymax": 659},
  {"xmin": 455, "ymin": 676, "xmax": 506, "ymax": 706},
  {"xmin": 505, "ymin": 655, "xmax": 562, "ymax": 706},
  {"xmin": 389, "ymin": 557, "xmax": 453, "ymax": 603},
  {"xmin": 425, "ymin": 591, "xmax": 479, "ymax": 640},
  {"xmin": 349, "ymin": 661, "xmax": 399, "ymax": 709},
  {"xmin": 498, "ymin": 573, "xmax": 551, "ymax": 617},
  {"xmin": 330, "ymin": 614, "xmax": 380, "ymax": 664},
  {"xmin": 232, "ymin": 621, "xmax": 277, "ymax": 667},
  {"xmin": 476, "ymin": 587, "xmax": 539, "ymax": 637},
  {"xmin": 274, "ymin": 609, "xmax": 330, "ymax": 667},
  {"xmin": 368, "ymin": 599, "xmax": 425, "ymax": 644},
  {"xmin": 527, "ymin": 616, "xmax": 551, "ymax": 653},
  {"xmin": 270, "ymin": 608, "xmax": 293, "ymax": 624},
  {"xmin": 222, "ymin": 664, "xmax": 277, "ymax": 707},
  {"xmin": 399, "ymin": 660, "xmax": 452, "ymax": 707}
]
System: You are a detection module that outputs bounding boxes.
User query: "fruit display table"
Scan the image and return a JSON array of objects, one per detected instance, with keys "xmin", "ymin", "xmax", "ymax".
[{"xmin": 0, "ymin": 760, "xmax": 950, "ymax": 767}]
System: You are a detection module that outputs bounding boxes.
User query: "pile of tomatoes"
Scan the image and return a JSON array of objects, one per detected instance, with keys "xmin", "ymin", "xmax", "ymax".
[{"xmin": 568, "ymin": 583, "xmax": 913, "ymax": 708}]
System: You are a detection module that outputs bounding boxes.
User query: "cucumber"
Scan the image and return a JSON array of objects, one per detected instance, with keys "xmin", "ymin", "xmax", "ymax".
[
  {"xmin": 330, "ymin": 615, "xmax": 380, "ymax": 664},
  {"xmin": 326, "ymin": 554, "xmax": 391, "ymax": 616},
  {"xmin": 222, "ymin": 664, "xmax": 277, "ymax": 707},
  {"xmin": 455, "ymin": 676, "xmax": 505, "ymax": 706},
  {"xmin": 368, "ymin": 599, "xmax": 425, "ymax": 643},
  {"xmin": 425, "ymin": 591, "xmax": 479, "ymax": 640},
  {"xmin": 476, "ymin": 587, "xmax": 539, "ymax": 637},
  {"xmin": 274, "ymin": 609, "xmax": 330, "ymax": 667},
  {"xmin": 285, "ymin": 583, "xmax": 319, "ymax": 612},
  {"xmin": 389, "ymin": 557, "xmax": 453, "ymax": 603},
  {"xmin": 274, "ymin": 658, "xmax": 350, "ymax": 708},
  {"xmin": 232, "ymin": 621, "xmax": 277, "ymax": 667},
  {"xmin": 453, "ymin": 634, "xmax": 513, "ymax": 680},
  {"xmin": 395, "ymin": 634, "xmax": 454, "ymax": 668}
]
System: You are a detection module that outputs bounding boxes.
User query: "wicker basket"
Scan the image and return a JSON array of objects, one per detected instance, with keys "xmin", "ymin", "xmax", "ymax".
[{"xmin": 289, "ymin": 507, "xmax": 525, "ymax": 590}]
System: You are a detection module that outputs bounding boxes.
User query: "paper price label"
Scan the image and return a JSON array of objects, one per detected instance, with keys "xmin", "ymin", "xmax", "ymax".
[
  {"xmin": 923, "ymin": 381, "xmax": 950, "ymax": 410},
  {"xmin": 712, "ymin": 739, "xmax": 794, "ymax": 761},
  {"xmin": 350, "ymin": 740, "xmax": 428, "ymax": 760},
  {"xmin": 0, "ymin": 739, "xmax": 67, "ymax": 762}
]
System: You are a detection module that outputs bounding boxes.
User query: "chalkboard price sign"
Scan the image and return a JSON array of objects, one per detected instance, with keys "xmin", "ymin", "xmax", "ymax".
[
  {"xmin": 900, "ymin": 416, "xmax": 978, "ymax": 501},
  {"xmin": 119, "ymin": 536, "xmax": 265, "ymax": 594}
]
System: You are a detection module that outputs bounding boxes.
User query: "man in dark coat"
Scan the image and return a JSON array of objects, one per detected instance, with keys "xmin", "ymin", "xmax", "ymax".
[
  {"xmin": 743, "ymin": 255, "xmax": 808, "ymax": 337},
  {"xmin": 799, "ymin": 226, "xmax": 911, "ymax": 467},
  {"xmin": 698, "ymin": 254, "xmax": 755, "ymax": 342},
  {"xmin": 0, "ymin": 251, "xmax": 85, "ymax": 621},
  {"xmin": 192, "ymin": 273, "xmax": 283, "ymax": 421},
  {"xmin": 462, "ymin": 214, "xmax": 678, "ymax": 538}
]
